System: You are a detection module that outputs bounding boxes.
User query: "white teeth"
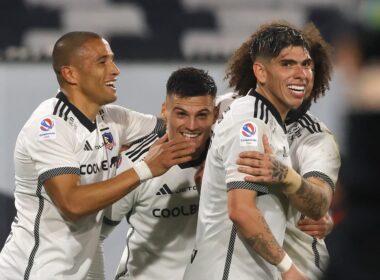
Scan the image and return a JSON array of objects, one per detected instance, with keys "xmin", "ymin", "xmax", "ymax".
[
  {"xmin": 288, "ymin": 85, "xmax": 305, "ymax": 92},
  {"xmin": 182, "ymin": 132, "xmax": 199, "ymax": 138}
]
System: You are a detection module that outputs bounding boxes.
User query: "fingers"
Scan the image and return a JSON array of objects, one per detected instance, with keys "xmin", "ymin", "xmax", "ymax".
[
  {"xmin": 239, "ymin": 150, "xmax": 264, "ymax": 161},
  {"xmin": 153, "ymin": 133, "xmax": 169, "ymax": 145},
  {"xmin": 262, "ymin": 134, "xmax": 272, "ymax": 154}
]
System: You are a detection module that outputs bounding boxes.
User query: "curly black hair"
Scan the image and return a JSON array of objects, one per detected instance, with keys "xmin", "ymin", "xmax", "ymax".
[{"xmin": 225, "ymin": 21, "xmax": 333, "ymax": 121}]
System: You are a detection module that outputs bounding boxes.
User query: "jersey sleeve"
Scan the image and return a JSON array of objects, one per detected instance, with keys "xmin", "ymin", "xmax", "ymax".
[
  {"xmin": 104, "ymin": 105, "xmax": 158, "ymax": 146},
  {"xmin": 295, "ymin": 133, "xmax": 341, "ymax": 190},
  {"xmin": 24, "ymin": 115, "xmax": 80, "ymax": 183},
  {"xmin": 220, "ymin": 117, "xmax": 270, "ymax": 194}
]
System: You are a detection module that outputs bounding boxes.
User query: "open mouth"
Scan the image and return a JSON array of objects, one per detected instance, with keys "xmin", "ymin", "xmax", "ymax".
[
  {"xmin": 181, "ymin": 132, "xmax": 201, "ymax": 139},
  {"xmin": 105, "ymin": 80, "xmax": 117, "ymax": 90},
  {"xmin": 287, "ymin": 84, "xmax": 305, "ymax": 97}
]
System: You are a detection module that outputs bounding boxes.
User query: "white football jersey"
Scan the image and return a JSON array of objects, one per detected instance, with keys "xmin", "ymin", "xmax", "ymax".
[
  {"xmin": 0, "ymin": 92, "xmax": 159, "ymax": 280},
  {"xmin": 184, "ymin": 90, "xmax": 291, "ymax": 280},
  {"xmin": 91, "ymin": 132, "xmax": 204, "ymax": 280},
  {"xmin": 284, "ymin": 112, "xmax": 340, "ymax": 280}
]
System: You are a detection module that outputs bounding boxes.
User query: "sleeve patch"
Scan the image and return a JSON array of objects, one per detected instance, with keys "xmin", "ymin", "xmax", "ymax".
[
  {"xmin": 240, "ymin": 122, "xmax": 258, "ymax": 147},
  {"xmin": 38, "ymin": 117, "xmax": 57, "ymax": 141}
]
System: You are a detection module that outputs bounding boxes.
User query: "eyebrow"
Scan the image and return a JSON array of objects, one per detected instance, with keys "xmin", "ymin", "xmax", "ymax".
[
  {"xmin": 96, "ymin": 53, "xmax": 114, "ymax": 62},
  {"xmin": 280, "ymin": 58, "xmax": 312, "ymax": 64},
  {"xmin": 173, "ymin": 107, "xmax": 212, "ymax": 113}
]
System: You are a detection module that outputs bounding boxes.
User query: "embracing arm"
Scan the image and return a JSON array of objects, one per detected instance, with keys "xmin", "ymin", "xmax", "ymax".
[
  {"xmin": 45, "ymin": 135, "xmax": 195, "ymax": 221},
  {"xmin": 237, "ymin": 135, "xmax": 332, "ymax": 220}
]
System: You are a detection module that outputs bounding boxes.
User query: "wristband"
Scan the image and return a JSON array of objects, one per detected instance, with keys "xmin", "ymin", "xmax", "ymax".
[
  {"xmin": 276, "ymin": 253, "xmax": 293, "ymax": 273},
  {"xmin": 282, "ymin": 167, "xmax": 302, "ymax": 195},
  {"xmin": 133, "ymin": 161, "xmax": 153, "ymax": 182}
]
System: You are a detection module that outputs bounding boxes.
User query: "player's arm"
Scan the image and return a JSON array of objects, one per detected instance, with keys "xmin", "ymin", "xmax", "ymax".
[
  {"xmin": 44, "ymin": 135, "xmax": 195, "ymax": 221},
  {"xmin": 228, "ymin": 189, "xmax": 307, "ymax": 279},
  {"xmin": 237, "ymin": 135, "xmax": 332, "ymax": 220}
]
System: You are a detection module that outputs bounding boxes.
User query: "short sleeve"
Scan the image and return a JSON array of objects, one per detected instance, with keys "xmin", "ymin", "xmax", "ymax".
[
  {"xmin": 104, "ymin": 105, "xmax": 158, "ymax": 146},
  {"xmin": 24, "ymin": 115, "xmax": 80, "ymax": 182},
  {"xmin": 296, "ymin": 133, "xmax": 341, "ymax": 190},
  {"xmin": 220, "ymin": 118, "xmax": 270, "ymax": 194}
]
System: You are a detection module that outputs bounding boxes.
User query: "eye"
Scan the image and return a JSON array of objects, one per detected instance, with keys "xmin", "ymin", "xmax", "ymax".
[
  {"xmin": 197, "ymin": 113, "xmax": 209, "ymax": 119},
  {"xmin": 176, "ymin": 111, "xmax": 187, "ymax": 118}
]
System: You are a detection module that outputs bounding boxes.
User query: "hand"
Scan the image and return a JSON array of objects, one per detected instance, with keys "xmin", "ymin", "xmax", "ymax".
[
  {"xmin": 281, "ymin": 264, "xmax": 309, "ymax": 280},
  {"xmin": 144, "ymin": 134, "xmax": 195, "ymax": 177},
  {"xmin": 297, "ymin": 213, "xmax": 334, "ymax": 239},
  {"xmin": 194, "ymin": 161, "xmax": 205, "ymax": 193},
  {"xmin": 237, "ymin": 134, "xmax": 288, "ymax": 185}
]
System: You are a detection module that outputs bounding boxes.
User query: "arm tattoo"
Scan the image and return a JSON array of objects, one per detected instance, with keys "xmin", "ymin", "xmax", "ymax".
[
  {"xmin": 295, "ymin": 178, "xmax": 329, "ymax": 218},
  {"xmin": 271, "ymin": 157, "xmax": 288, "ymax": 182},
  {"xmin": 245, "ymin": 214, "xmax": 283, "ymax": 264}
]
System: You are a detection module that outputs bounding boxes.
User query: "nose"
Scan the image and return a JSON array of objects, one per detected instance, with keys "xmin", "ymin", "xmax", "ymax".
[
  {"xmin": 112, "ymin": 61, "xmax": 120, "ymax": 76},
  {"xmin": 293, "ymin": 64, "xmax": 308, "ymax": 79},
  {"xmin": 186, "ymin": 117, "xmax": 197, "ymax": 130}
]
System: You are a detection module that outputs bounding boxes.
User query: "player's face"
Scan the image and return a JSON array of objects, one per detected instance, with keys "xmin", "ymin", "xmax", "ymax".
[
  {"xmin": 257, "ymin": 46, "xmax": 313, "ymax": 119},
  {"xmin": 162, "ymin": 94, "xmax": 217, "ymax": 158},
  {"xmin": 74, "ymin": 38, "xmax": 120, "ymax": 106}
]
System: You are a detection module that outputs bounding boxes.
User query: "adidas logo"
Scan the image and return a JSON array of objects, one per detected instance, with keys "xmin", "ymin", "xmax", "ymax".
[
  {"xmin": 156, "ymin": 184, "xmax": 173, "ymax": 195},
  {"xmin": 84, "ymin": 141, "xmax": 93, "ymax": 151}
]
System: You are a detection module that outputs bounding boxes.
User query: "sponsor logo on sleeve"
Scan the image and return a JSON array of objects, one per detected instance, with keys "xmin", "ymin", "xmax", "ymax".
[
  {"xmin": 240, "ymin": 122, "xmax": 258, "ymax": 146},
  {"xmin": 38, "ymin": 117, "xmax": 56, "ymax": 140}
]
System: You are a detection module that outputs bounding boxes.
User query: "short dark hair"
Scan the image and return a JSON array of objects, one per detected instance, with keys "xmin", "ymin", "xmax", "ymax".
[
  {"xmin": 166, "ymin": 67, "xmax": 217, "ymax": 98},
  {"xmin": 52, "ymin": 31, "xmax": 101, "ymax": 84}
]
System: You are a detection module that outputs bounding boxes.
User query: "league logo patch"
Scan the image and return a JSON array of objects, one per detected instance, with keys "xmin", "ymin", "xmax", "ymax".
[
  {"xmin": 102, "ymin": 132, "xmax": 115, "ymax": 150},
  {"xmin": 40, "ymin": 118, "xmax": 54, "ymax": 131},
  {"xmin": 38, "ymin": 117, "xmax": 56, "ymax": 140},
  {"xmin": 240, "ymin": 122, "xmax": 258, "ymax": 146}
]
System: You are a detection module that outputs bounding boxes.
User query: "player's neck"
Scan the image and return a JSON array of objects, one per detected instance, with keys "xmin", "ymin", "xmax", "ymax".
[{"xmin": 61, "ymin": 89, "xmax": 99, "ymax": 122}]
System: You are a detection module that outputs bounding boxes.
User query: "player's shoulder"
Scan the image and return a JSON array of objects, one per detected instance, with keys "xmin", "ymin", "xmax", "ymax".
[
  {"xmin": 122, "ymin": 132, "xmax": 160, "ymax": 163},
  {"xmin": 287, "ymin": 111, "xmax": 335, "ymax": 146}
]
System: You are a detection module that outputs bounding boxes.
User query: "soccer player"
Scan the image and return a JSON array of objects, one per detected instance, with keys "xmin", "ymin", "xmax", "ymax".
[
  {"xmin": 0, "ymin": 32, "xmax": 195, "ymax": 279},
  {"xmin": 88, "ymin": 67, "xmax": 218, "ymax": 280},
  {"xmin": 183, "ymin": 22, "xmax": 313, "ymax": 280},
  {"xmin": 224, "ymin": 23, "xmax": 340, "ymax": 279}
]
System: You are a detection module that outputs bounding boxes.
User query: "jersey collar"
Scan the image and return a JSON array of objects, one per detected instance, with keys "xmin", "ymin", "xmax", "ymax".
[
  {"xmin": 56, "ymin": 91, "xmax": 97, "ymax": 132},
  {"xmin": 248, "ymin": 89, "xmax": 286, "ymax": 133}
]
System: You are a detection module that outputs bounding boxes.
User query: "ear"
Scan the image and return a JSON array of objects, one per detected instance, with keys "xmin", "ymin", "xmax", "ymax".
[
  {"xmin": 253, "ymin": 62, "xmax": 267, "ymax": 84},
  {"xmin": 60, "ymin": 65, "xmax": 78, "ymax": 85},
  {"xmin": 160, "ymin": 102, "xmax": 167, "ymax": 122}
]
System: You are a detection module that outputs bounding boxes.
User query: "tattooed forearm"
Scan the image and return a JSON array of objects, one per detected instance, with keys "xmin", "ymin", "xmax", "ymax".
[
  {"xmin": 245, "ymin": 214, "xmax": 283, "ymax": 265},
  {"xmin": 271, "ymin": 157, "xmax": 288, "ymax": 182},
  {"xmin": 293, "ymin": 178, "xmax": 330, "ymax": 219}
]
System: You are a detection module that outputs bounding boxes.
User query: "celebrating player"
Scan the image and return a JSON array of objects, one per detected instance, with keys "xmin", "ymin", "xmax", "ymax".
[
  {"xmin": 0, "ymin": 32, "xmax": 195, "ymax": 279},
  {"xmin": 87, "ymin": 67, "xmax": 218, "ymax": 280}
]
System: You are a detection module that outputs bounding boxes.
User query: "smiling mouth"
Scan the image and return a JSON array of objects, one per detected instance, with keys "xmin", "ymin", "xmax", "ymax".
[
  {"xmin": 181, "ymin": 132, "xmax": 201, "ymax": 139},
  {"xmin": 105, "ymin": 81, "xmax": 116, "ymax": 90},
  {"xmin": 287, "ymin": 84, "xmax": 305, "ymax": 96}
]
